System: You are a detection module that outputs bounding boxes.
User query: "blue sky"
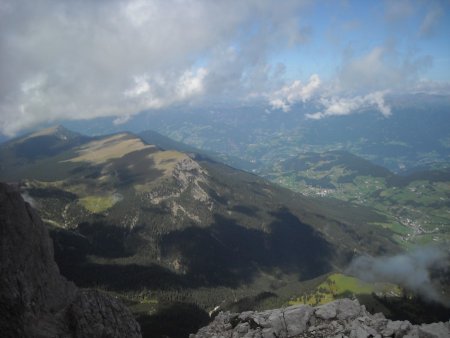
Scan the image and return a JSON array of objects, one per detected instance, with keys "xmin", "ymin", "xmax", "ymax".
[
  {"xmin": 271, "ymin": 0, "xmax": 450, "ymax": 82},
  {"xmin": 0, "ymin": 0, "xmax": 449, "ymax": 136}
]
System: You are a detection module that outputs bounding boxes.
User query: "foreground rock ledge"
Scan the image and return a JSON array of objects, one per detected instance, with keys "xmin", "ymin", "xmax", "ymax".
[
  {"xmin": 0, "ymin": 183, "xmax": 141, "ymax": 338},
  {"xmin": 191, "ymin": 299, "xmax": 450, "ymax": 338}
]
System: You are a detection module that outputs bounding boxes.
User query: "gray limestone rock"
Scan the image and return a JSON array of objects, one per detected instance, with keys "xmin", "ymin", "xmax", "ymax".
[
  {"xmin": 191, "ymin": 299, "xmax": 450, "ymax": 338},
  {"xmin": 335, "ymin": 299, "xmax": 362, "ymax": 320},
  {"xmin": 68, "ymin": 289, "xmax": 141, "ymax": 338},
  {"xmin": 418, "ymin": 322, "xmax": 450, "ymax": 338},
  {"xmin": 315, "ymin": 302, "xmax": 337, "ymax": 320},
  {"xmin": 0, "ymin": 183, "xmax": 141, "ymax": 338},
  {"xmin": 283, "ymin": 304, "xmax": 314, "ymax": 335}
]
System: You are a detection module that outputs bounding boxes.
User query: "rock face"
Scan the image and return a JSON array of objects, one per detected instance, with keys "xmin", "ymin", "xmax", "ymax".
[
  {"xmin": 0, "ymin": 182, "xmax": 141, "ymax": 338},
  {"xmin": 191, "ymin": 299, "xmax": 450, "ymax": 338}
]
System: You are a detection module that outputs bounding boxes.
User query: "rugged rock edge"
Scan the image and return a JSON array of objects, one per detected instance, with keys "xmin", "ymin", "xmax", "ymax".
[
  {"xmin": 191, "ymin": 299, "xmax": 450, "ymax": 338},
  {"xmin": 0, "ymin": 182, "xmax": 141, "ymax": 338}
]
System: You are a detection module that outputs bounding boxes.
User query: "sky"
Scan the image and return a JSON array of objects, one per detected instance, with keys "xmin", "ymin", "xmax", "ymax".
[{"xmin": 0, "ymin": 0, "xmax": 449, "ymax": 136}]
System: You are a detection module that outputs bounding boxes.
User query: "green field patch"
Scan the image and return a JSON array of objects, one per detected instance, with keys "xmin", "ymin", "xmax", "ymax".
[
  {"xmin": 128, "ymin": 298, "xmax": 159, "ymax": 315},
  {"xmin": 78, "ymin": 195, "xmax": 117, "ymax": 213},
  {"xmin": 273, "ymin": 157, "xmax": 450, "ymax": 246},
  {"xmin": 289, "ymin": 273, "xmax": 400, "ymax": 306},
  {"xmin": 413, "ymin": 233, "xmax": 450, "ymax": 245},
  {"xmin": 372, "ymin": 221, "xmax": 411, "ymax": 236}
]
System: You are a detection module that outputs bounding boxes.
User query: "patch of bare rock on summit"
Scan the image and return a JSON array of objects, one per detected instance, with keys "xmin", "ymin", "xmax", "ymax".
[{"xmin": 191, "ymin": 299, "xmax": 450, "ymax": 338}]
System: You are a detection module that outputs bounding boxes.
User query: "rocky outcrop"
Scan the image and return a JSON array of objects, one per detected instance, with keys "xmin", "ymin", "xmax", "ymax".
[
  {"xmin": 191, "ymin": 299, "xmax": 450, "ymax": 338},
  {"xmin": 0, "ymin": 182, "xmax": 141, "ymax": 338}
]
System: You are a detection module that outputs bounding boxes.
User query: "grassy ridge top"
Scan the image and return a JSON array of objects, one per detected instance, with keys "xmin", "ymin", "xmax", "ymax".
[{"xmin": 67, "ymin": 133, "xmax": 155, "ymax": 164}]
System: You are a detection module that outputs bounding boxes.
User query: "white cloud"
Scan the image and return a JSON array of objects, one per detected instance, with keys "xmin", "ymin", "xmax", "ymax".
[
  {"xmin": 113, "ymin": 114, "xmax": 131, "ymax": 126},
  {"xmin": 267, "ymin": 65, "xmax": 393, "ymax": 120},
  {"xmin": 337, "ymin": 44, "xmax": 432, "ymax": 93},
  {"xmin": 121, "ymin": 67, "xmax": 207, "ymax": 109},
  {"xmin": 176, "ymin": 68, "xmax": 208, "ymax": 100},
  {"xmin": 306, "ymin": 91, "xmax": 391, "ymax": 120},
  {"xmin": 303, "ymin": 39, "xmax": 434, "ymax": 121},
  {"xmin": 347, "ymin": 246, "xmax": 449, "ymax": 305},
  {"xmin": 366, "ymin": 91, "xmax": 391, "ymax": 117},
  {"xmin": 0, "ymin": 0, "xmax": 444, "ymax": 133},
  {"xmin": 269, "ymin": 74, "xmax": 321, "ymax": 112},
  {"xmin": 0, "ymin": 0, "xmax": 311, "ymax": 136},
  {"xmin": 124, "ymin": 76, "xmax": 151, "ymax": 98}
]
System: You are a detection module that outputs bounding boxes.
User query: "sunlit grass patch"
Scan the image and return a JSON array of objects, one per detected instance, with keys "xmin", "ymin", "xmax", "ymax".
[
  {"xmin": 372, "ymin": 221, "xmax": 411, "ymax": 236},
  {"xmin": 289, "ymin": 273, "xmax": 400, "ymax": 306},
  {"xmin": 78, "ymin": 195, "xmax": 117, "ymax": 213},
  {"xmin": 67, "ymin": 134, "xmax": 153, "ymax": 164}
]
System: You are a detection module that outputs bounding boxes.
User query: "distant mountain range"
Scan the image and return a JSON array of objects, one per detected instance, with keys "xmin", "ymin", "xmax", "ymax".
[{"xmin": 28, "ymin": 93, "xmax": 447, "ymax": 174}]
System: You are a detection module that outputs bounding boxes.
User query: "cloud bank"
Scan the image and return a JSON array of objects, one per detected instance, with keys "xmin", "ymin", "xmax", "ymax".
[
  {"xmin": 0, "ymin": 0, "xmax": 447, "ymax": 135},
  {"xmin": 347, "ymin": 246, "xmax": 450, "ymax": 306},
  {"xmin": 268, "ymin": 74, "xmax": 321, "ymax": 112},
  {"xmin": 306, "ymin": 91, "xmax": 391, "ymax": 120},
  {"xmin": 0, "ymin": 0, "xmax": 310, "ymax": 136}
]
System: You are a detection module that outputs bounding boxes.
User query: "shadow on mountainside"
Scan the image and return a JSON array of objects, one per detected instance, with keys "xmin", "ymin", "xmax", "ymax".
[
  {"xmin": 136, "ymin": 301, "xmax": 210, "ymax": 338},
  {"xmin": 160, "ymin": 208, "xmax": 334, "ymax": 286},
  {"xmin": 52, "ymin": 208, "xmax": 334, "ymax": 291}
]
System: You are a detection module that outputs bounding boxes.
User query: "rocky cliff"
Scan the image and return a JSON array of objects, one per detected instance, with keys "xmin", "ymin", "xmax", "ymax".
[
  {"xmin": 191, "ymin": 299, "xmax": 450, "ymax": 338},
  {"xmin": 0, "ymin": 182, "xmax": 141, "ymax": 338}
]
